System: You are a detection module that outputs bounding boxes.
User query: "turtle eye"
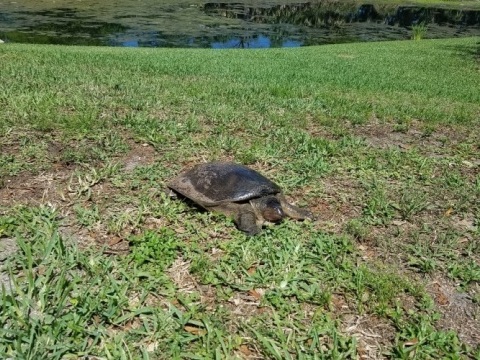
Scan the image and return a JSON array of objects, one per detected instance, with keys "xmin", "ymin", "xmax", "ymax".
[{"xmin": 263, "ymin": 207, "xmax": 284, "ymax": 223}]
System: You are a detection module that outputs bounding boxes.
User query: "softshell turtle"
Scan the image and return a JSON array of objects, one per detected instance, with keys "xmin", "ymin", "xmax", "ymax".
[{"xmin": 167, "ymin": 162, "xmax": 313, "ymax": 235}]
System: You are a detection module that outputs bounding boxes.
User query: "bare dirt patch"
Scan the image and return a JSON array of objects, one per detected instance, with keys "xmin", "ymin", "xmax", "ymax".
[
  {"xmin": 0, "ymin": 169, "xmax": 72, "ymax": 208},
  {"xmin": 306, "ymin": 175, "xmax": 364, "ymax": 234},
  {"xmin": 121, "ymin": 141, "xmax": 157, "ymax": 172},
  {"xmin": 353, "ymin": 121, "xmax": 433, "ymax": 150},
  {"xmin": 342, "ymin": 314, "xmax": 396, "ymax": 360},
  {"xmin": 350, "ymin": 120, "xmax": 479, "ymax": 157},
  {"xmin": 320, "ymin": 176, "xmax": 363, "ymax": 212},
  {"xmin": 427, "ymin": 278, "xmax": 480, "ymax": 348},
  {"xmin": 0, "ymin": 138, "xmax": 161, "ymax": 250}
]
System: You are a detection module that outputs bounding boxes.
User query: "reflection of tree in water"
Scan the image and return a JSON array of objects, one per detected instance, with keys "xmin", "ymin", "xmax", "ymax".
[
  {"xmin": 263, "ymin": 2, "xmax": 359, "ymax": 28},
  {"xmin": 210, "ymin": 34, "xmax": 263, "ymax": 48},
  {"xmin": 203, "ymin": 2, "xmax": 356, "ymax": 28},
  {"xmin": 203, "ymin": 2, "xmax": 480, "ymax": 28},
  {"xmin": 229, "ymin": 36, "xmax": 256, "ymax": 48},
  {"xmin": 209, "ymin": 25, "xmax": 305, "ymax": 48}
]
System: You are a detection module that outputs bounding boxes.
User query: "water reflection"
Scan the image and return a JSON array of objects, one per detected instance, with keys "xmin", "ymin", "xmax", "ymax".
[
  {"xmin": 211, "ymin": 34, "xmax": 303, "ymax": 48},
  {"xmin": 0, "ymin": 1, "xmax": 479, "ymax": 48},
  {"xmin": 122, "ymin": 39, "xmax": 139, "ymax": 47}
]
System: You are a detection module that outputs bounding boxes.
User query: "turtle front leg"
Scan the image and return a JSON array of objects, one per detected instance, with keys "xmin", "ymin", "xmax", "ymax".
[
  {"xmin": 235, "ymin": 211, "xmax": 262, "ymax": 236},
  {"xmin": 276, "ymin": 194, "xmax": 315, "ymax": 220}
]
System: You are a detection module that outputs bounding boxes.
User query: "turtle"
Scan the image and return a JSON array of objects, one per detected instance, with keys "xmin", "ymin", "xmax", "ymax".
[{"xmin": 167, "ymin": 162, "xmax": 314, "ymax": 235}]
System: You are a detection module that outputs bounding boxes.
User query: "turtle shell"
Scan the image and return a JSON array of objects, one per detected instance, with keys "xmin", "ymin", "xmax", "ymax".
[{"xmin": 168, "ymin": 162, "xmax": 281, "ymax": 207}]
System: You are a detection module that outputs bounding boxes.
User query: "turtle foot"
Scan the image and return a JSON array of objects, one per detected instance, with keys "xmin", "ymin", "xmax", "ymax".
[{"xmin": 235, "ymin": 211, "xmax": 262, "ymax": 236}]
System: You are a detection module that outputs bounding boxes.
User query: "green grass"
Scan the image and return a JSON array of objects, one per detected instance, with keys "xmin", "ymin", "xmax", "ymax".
[
  {"xmin": 412, "ymin": 23, "xmax": 429, "ymax": 41},
  {"xmin": 0, "ymin": 37, "xmax": 479, "ymax": 358}
]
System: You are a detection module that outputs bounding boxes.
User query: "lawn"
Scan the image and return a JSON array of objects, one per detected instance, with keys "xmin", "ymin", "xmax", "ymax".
[{"xmin": 0, "ymin": 37, "xmax": 479, "ymax": 359}]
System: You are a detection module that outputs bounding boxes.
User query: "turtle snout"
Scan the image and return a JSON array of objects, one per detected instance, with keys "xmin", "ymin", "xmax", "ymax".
[{"xmin": 262, "ymin": 206, "xmax": 284, "ymax": 223}]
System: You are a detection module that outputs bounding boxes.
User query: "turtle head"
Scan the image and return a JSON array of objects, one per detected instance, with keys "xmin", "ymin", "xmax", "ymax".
[{"xmin": 258, "ymin": 196, "xmax": 284, "ymax": 223}]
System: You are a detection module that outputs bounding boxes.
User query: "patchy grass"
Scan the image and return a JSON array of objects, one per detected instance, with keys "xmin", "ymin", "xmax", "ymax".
[{"xmin": 0, "ymin": 37, "xmax": 479, "ymax": 358}]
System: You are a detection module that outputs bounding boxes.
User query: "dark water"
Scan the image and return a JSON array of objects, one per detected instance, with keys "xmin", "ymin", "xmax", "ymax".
[{"xmin": 0, "ymin": 0, "xmax": 479, "ymax": 48}]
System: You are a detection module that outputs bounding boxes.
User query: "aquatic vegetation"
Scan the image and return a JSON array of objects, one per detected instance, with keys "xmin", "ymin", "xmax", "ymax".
[{"xmin": 412, "ymin": 22, "xmax": 429, "ymax": 40}]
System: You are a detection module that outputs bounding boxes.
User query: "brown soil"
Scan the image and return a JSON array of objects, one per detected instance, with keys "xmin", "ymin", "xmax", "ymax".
[{"xmin": 427, "ymin": 278, "xmax": 480, "ymax": 348}]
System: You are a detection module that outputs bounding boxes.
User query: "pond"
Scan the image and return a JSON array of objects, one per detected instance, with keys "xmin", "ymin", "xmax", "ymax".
[{"xmin": 1, "ymin": 0, "xmax": 479, "ymax": 48}]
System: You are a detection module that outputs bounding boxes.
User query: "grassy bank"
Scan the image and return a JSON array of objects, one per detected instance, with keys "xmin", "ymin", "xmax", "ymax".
[{"xmin": 0, "ymin": 38, "xmax": 479, "ymax": 359}]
